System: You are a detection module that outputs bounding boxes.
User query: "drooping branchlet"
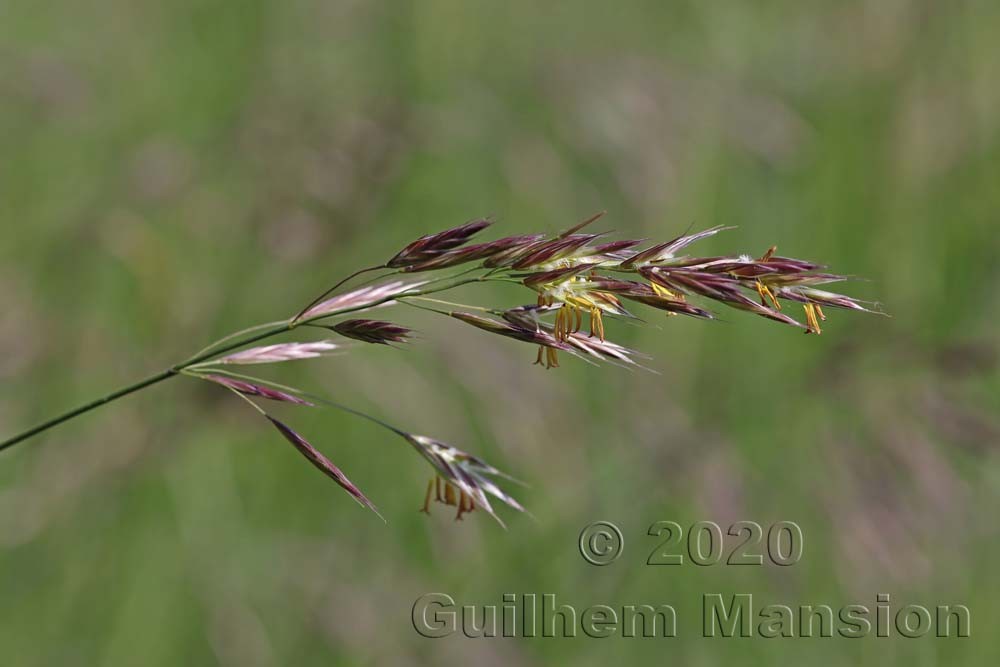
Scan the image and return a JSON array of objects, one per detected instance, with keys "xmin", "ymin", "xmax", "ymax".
[
  {"xmin": 201, "ymin": 374, "xmax": 313, "ymax": 405},
  {"xmin": 267, "ymin": 416, "xmax": 383, "ymax": 520}
]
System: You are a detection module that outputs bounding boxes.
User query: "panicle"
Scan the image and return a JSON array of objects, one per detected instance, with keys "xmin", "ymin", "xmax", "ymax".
[{"xmin": 196, "ymin": 212, "xmax": 882, "ymax": 524}]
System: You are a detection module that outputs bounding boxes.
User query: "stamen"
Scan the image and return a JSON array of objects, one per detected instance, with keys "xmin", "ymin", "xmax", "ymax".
[
  {"xmin": 759, "ymin": 245, "xmax": 777, "ymax": 262},
  {"xmin": 444, "ymin": 482, "xmax": 457, "ymax": 506},
  {"xmin": 534, "ymin": 346, "xmax": 544, "ymax": 366},
  {"xmin": 651, "ymin": 281, "xmax": 676, "ymax": 299},
  {"xmin": 590, "ymin": 307, "xmax": 605, "ymax": 342},
  {"xmin": 803, "ymin": 303, "xmax": 822, "ymax": 334},
  {"xmin": 455, "ymin": 491, "xmax": 475, "ymax": 520},
  {"xmin": 420, "ymin": 478, "xmax": 433, "ymax": 514},
  {"xmin": 756, "ymin": 281, "xmax": 781, "ymax": 310}
]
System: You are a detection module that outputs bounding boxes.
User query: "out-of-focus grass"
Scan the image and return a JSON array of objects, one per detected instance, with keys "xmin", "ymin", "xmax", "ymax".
[{"xmin": 1, "ymin": 1, "xmax": 998, "ymax": 665}]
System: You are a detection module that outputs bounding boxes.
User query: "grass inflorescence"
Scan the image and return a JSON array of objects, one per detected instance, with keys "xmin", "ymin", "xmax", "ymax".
[{"xmin": 0, "ymin": 213, "xmax": 882, "ymax": 525}]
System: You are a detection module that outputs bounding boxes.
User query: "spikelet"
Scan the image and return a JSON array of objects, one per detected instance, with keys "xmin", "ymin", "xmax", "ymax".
[
  {"xmin": 267, "ymin": 416, "xmax": 383, "ymax": 520},
  {"xmin": 214, "ymin": 341, "xmax": 343, "ymax": 365},
  {"xmin": 331, "ymin": 319, "xmax": 413, "ymax": 345}
]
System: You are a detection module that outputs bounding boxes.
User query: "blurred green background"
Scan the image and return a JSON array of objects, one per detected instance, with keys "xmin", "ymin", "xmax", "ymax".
[{"xmin": 2, "ymin": 0, "xmax": 998, "ymax": 664}]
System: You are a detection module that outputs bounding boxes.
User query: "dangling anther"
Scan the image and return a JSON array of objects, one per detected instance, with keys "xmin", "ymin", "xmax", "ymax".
[
  {"xmin": 455, "ymin": 491, "xmax": 475, "ymax": 520},
  {"xmin": 420, "ymin": 478, "xmax": 434, "ymax": 514},
  {"xmin": 589, "ymin": 307, "xmax": 605, "ymax": 342},
  {"xmin": 546, "ymin": 347, "xmax": 559, "ymax": 369},
  {"xmin": 756, "ymin": 281, "xmax": 781, "ymax": 310},
  {"xmin": 803, "ymin": 303, "xmax": 822, "ymax": 334}
]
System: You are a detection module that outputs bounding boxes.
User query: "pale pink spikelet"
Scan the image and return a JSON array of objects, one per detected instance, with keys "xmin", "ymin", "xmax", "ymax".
[
  {"xmin": 300, "ymin": 280, "xmax": 430, "ymax": 320},
  {"xmin": 215, "ymin": 341, "xmax": 342, "ymax": 365},
  {"xmin": 267, "ymin": 416, "xmax": 383, "ymax": 520},
  {"xmin": 562, "ymin": 332, "xmax": 649, "ymax": 369}
]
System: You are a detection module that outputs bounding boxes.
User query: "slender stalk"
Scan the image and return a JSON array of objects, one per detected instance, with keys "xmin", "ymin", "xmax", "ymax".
[
  {"xmin": 403, "ymin": 296, "xmax": 490, "ymax": 312},
  {"xmin": 0, "ymin": 275, "xmax": 493, "ymax": 455},
  {"xmin": 189, "ymin": 319, "xmax": 293, "ymax": 360},
  {"xmin": 0, "ymin": 369, "xmax": 178, "ymax": 453},
  {"xmin": 291, "ymin": 265, "xmax": 387, "ymax": 323}
]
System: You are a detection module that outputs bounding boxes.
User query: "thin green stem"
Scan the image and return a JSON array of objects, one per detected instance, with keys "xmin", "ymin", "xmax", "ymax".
[
  {"xmin": 186, "ymin": 367, "xmax": 407, "ymax": 438},
  {"xmin": 220, "ymin": 384, "xmax": 268, "ymax": 416},
  {"xmin": 397, "ymin": 300, "xmax": 451, "ymax": 316},
  {"xmin": 184, "ymin": 368, "xmax": 309, "ymax": 398},
  {"xmin": 402, "ymin": 296, "xmax": 490, "ymax": 312},
  {"xmin": 0, "ymin": 369, "xmax": 178, "ymax": 454},
  {"xmin": 190, "ymin": 319, "xmax": 293, "ymax": 360},
  {"xmin": 0, "ymin": 273, "xmax": 492, "ymax": 455}
]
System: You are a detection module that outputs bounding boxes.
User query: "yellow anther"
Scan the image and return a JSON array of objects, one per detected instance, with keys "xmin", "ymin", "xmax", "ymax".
[
  {"xmin": 420, "ymin": 478, "xmax": 434, "ymax": 514},
  {"xmin": 589, "ymin": 307, "xmax": 605, "ymax": 342},
  {"xmin": 650, "ymin": 281, "xmax": 676, "ymax": 299},
  {"xmin": 455, "ymin": 491, "xmax": 475, "ymax": 520},
  {"xmin": 756, "ymin": 281, "xmax": 781, "ymax": 310},
  {"xmin": 803, "ymin": 303, "xmax": 822, "ymax": 334}
]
